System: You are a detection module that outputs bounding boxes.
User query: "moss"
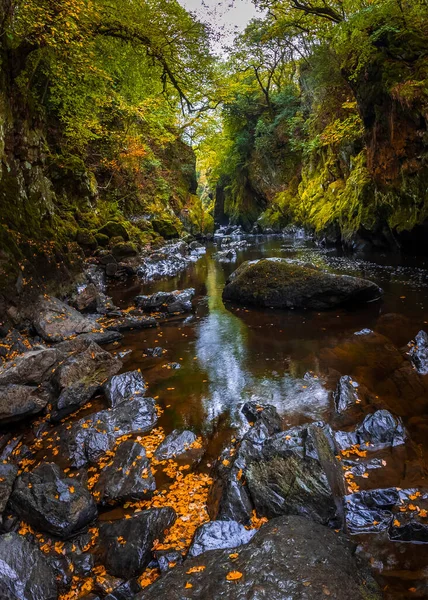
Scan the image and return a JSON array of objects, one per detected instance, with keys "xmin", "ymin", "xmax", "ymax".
[
  {"xmin": 151, "ymin": 218, "xmax": 180, "ymax": 239},
  {"xmin": 95, "ymin": 232, "xmax": 109, "ymax": 247}
]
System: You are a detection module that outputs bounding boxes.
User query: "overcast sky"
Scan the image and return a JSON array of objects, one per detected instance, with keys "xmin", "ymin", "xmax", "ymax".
[{"xmin": 177, "ymin": 0, "xmax": 260, "ymax": 52}]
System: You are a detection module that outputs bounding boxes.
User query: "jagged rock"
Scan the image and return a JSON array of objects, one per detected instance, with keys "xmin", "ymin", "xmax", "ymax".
[
  {"xmin": 242, "ymin": 401, "xmax": 282, "ymax": 438},
  {"xmin": 153, "ymin": 430, "xmax": 198, "ymax": 461},
  {"xmin": 144, "ymin": 347, "xmax": 164, "ymax": 357},
  {"xmin": 136, "ymin": 516, "xmax": 381, "ymax": 600},
  {"xmin": 62, "ymin": 397, "xmax": 158, "ymax": 468},
  {"xmin": 344, "ymin": 488, "xmax": 398, "ymax": 533},
  {"xmin": 10, "ymin": 463, "xmax": 97, "ymax": 538},
  {"xmin": 135, "ymin": 289, "xmax": 195, "ymax": 314},
  {"xmin": 408, "ymin": 330, "xmax": 428, "ymax": 375},
  {"xmin": 98, "ymin": 508, "xmax": 176, "ymax": 579},
  {"xmin": 32, "ymin": 295, "xmax": 99, "ymax": 342},
  {"xmin": 154, "ymin": 550, "xmax": 183, "ymax": 574},
  {"xmin": 0, "ymin": 384, "xmax": 48, "ymax": 423},
  {"xmin": 188, "ymin": 520, "xmax": 256, "ymax": 557},
  {"xmin": 389, "ymin": 518, "xmax": 428, "ymax": 542},
  {"xmin": 334, "ymin": 376, "xmax": 365, "ymax": 413},
  {"xmin": 50, "ymin": 342, "xmax": 122, "ymax": 421},
  {"xmin": 223, "ymin": 258, "xmax": 383, "ymax": 309},
  {"xmin": 0, "ymin": 348, "xmax": 60, "ymax": 386},
  {"xmin": 92, "ymin": 440, "xmax": 155, "ymax": 504},
  {"xmin": 73, "ymin": 283, "xmax": 115, "ymax": 314},
  {"xmin": 0, "ymin": 463, "xmax": 18, "ymax": 515},
  {"xmin": 0, "ymin": 533, "xmax": 57, "ymax": 600},
  {"xmin": 104, "ymin": 370, "xmax": 147, "ymax": 408},
  {"xmin": 104, "ymin": 579, "xmax": 141, "ymax": 600},
  {"xmin": 335, "ymin": 409, "xmax": 406, "ymax": 450}
]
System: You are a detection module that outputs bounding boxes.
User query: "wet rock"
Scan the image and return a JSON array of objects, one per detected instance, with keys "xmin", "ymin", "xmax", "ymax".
[
  {"xmin": 0, "ymin": 384, "xmax": 48, "ymax": 423},
  {"xmin": 0, "ymin": 347, "xmax": 60, "ymax": 386},
  {"xmin": 136, "ymin": 242, "xmax": 191, "ymax": 280},
  {"xmin": 92, "ymin": 440, "xmax": 155, "ymax": 504},
  {"xmin": 104, "ymin": 370, "xmax": 147, "ymax": 408},
  {"xmin": 73, "ymin": 283, "xmax": 115, "ymax": 314},
  {"xmin": 408, "ymin": 330, "xmax": 428, "ymax": 375},
  {"xmin": 105, "ymin": 579, "xmax": 141, "ymax": 600},
  {"xmin": 344, "ymin": 488, "xmax": 398, "ymax": 533},
  {"xmin": 137, "ymin": 516, "xmax": 381, "ymax": 600},
  {"xmin": 79, "ymin": 330, "xmax": 123, "ymax": 345},
  {"xmin": 50, "ymin": 342, "xmax": 122, "ymax": 421},
  {"xmin": 0, "ymin": 532, "xmax": 57, "ymax": 600},
  {"xmin": 335, "ymin": 409, "xmax": 406, "ymax": 450},
  {"xmin": 135, "ymin": 289, "xmax": 195, "ymax": 314},
  {"xmin": 334, "ymin": 375, "xmax": 364, "ymax": 413},
  {"xmin": 389, "ymin": 517, "xmax": 428, "ymax": 542},
  {"xmin": 0, "ymin": 463, "xmax": 18, "ymax": 515},
  {"xmin": 144, "ymin": 347, "xmax": 164, "ymax": 357},
  {"xmin": 245, "ymin": 423, "xmax": 343, "ymax": 526},
  {"xmin": 32, "ymin": 295, "xmax": 99, "ymax": 342},
  {"xmin": 99, "ymin": 221, "xmax": 129, "ymax": 240},
  {"xmin": 154, "ymin": 550, "xmax": 183, "ymax": 574},
  {"xmin": 105, "ymin": 313, "xmax": 157, "ymax": 332},
  {"xmin": 73, "ymin": 552, "xmax": 95, "ymax": 577},
  {"xmin": 98, "ymin": 507, "xmax": 176, "ymax": 579},
  {"xmin": 242, "ymin": 401, "xmax": 282, "ymax": 438},
  {"xmin": 10, "ymin": 463, "xmax": 97, "ymax": 538},
  {"xmin": 62, "ymin": 397, "xmax": 158, "ymax": 468},
  {"xmin": 223, "ymin": 258, "xmax": 383, "ymax": 309},
  {"xmin": 188, "ymin": 520, "xmax": 256, "ymax": 557},
  {"xmin": 153, "ymin": 430, "xmax": 198, "ymax": 461},
  {"xmin": 215, "ymin": 248, "xmax": 236, "ymax": 262}
]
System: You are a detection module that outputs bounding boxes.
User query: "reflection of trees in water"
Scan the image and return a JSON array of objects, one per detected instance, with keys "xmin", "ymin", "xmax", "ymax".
[
  {"xmin": 196, "ymin": 260, "xmax": 251, "ymax": 427},
  {"xmin": 195, "ymin": 257, "xmax": 331, "ymax": 429}
]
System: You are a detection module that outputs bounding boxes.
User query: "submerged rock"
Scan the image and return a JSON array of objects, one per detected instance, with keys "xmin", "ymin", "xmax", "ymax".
[
  {"xmin": 51, "ymin": 342, "xmax": 122, "ymax": 420},
  {"xmin": 0, "ymin": 384, "xmax": 48, "ymax": 423},
  {"xmin": 0, "ymin": 533, "xmax": 57, "ymax": 600},
  {"xmin": 408, "ymin": 330, "xmax": 428, "ymax": 375},
  {"xmin": 137, "ymin": 516, "xmax": 381, "ymax": 600},
  {"xmin": 32, "ymin": 295, "xmax": 99, "ymax": 342},
  {"xmin": 222, "ymin": 258, "xmax": 383, "ymax": 310},
  {"xmin": 62, "ymin": 397, "xmax": 158, "ymax": 468},
  {"xmin": 103, "ymin": 370, "xmax": 147, "ymax": 408},
  {"xmin": 135, "ymin": 288, "xmax": 195, "ymax": 314},
  {"xmin": 98, "ymin": 508, "xmax": 176, "ymax": 579},
  {"xmin": 188, "ymin": 520, "xmax": 256, "ymax": 557},
  {"xmin": 92, "ymin": 440, "xmax": 155, "ymax": 504},
  {"xmin": 10, "ymin": 463, "xmax": 97, "ymax": 538}
]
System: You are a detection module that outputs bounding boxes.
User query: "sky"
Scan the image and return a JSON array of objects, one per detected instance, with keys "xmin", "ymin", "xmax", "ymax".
[{"xmin": 177, "ymin": 0, "xmax": 261, "ymax": 52}]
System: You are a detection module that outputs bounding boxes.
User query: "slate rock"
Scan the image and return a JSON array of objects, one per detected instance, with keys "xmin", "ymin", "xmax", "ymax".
[
  {"xmin": 92, "ymin": 440, "xmax": 155, "ymax": 504},
  {"xmin": 0, "ymin": 463, "xmax": 17, "ymax": 516},
  {"xmin": 154, "ymin": 550, "xmax": 183, "ymax": 574},
  {"xmin": 335, "ymin": 409, "xmax": 406, "ymax": 450},
  {"xmin": 135, "ymin": 289, "xmax": 195, "ymax": 314},
  {"xmin": 98, "ymin": 508, "xmax": 176, "ymax": 579},
  {"xmin": 10, "ymin": 462, "xmax": 97, "ymax": 538},
  {"xmin": 0, "ymin": 532, "xmax": 57, "ymax": 600},
  {"xmin": 188, "ymin": 520, "xmax": 256, "ymax": 557},
  {"xmin": 408, "ymin": 330, "xmax": 428, "ymax": 375},
  {"xmin": 153, "ymin": 430, "xmax": 198, "ymax": 461},
  {"xmin": 0, "ymin": 348, "xmax": 60, "ymax": 386},
  {"xmin": 334, "ymin": 376, "xmax": 363, "ymax": 413},
  {"xmin": 32, "ymin": 295, "xmax": 99, "ymax": 342},
  {"xmin": 62, "ymin": 397, "xmax": 158, "ymax": 468},
  {"xmin": 0, "ymin": 385, "xmax": 48, "ymax": 423},
  {"xmin": 223, "ymin": 258, "xmax": 383, "ymax": 310},
  {"xmin": 51, "ymin": 341, "xmax": 122, "ymax": 420},
  {"xmin": 389, "ymin": 518, "xmax": 428, "ymax": 542},
  {"xmin": 104, "ymin": 370, "xmax": 147, "ymax": 408},
  {"xmin": 136, "ymin": 516, "xmax": 381, "ymax": 600},
  {"xmin": 344, "ymin": 488, "xmax": 399, "ymax": 534},
  {"xmin": 144, "ymin": 347, "xmax": 164, "ymax": 357}
]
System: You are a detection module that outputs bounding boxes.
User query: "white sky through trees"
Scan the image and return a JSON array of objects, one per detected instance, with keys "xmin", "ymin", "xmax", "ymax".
[{"xmin": 177, "ymin": 0, "xmax": 260, "ymax": 52}]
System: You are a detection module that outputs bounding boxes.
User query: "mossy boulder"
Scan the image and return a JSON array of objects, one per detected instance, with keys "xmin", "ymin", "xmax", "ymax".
[
  {"xmin": 98, "ymin": 221, "xmax": 129, "ymax": 241},
  {"xmin": 76, "ymin": 230, "xmax": 98, "ymax": 252},
  {"xmin": 111, "ymin": 242, "xmax": 138, "ymax": 259},
  {"xmin": 95, "ymin": 233, "xmax": 109, "ymax": 247},
  {"xmin": 223, "ymin": 258, "xmax": 383, "ymax": 310},
  {"xmin": 151, "ymin": 219, "xmax": 180, "ymax": 240}
]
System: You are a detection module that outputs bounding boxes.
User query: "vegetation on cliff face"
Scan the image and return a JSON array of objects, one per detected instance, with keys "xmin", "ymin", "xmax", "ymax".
[
  {"xmin": 202, "ymin": 0, "xmax": 428, "ymax": 244},
  {"xmin": 0, "ymin": 0, "xmax": 215, "ymax": 297}
]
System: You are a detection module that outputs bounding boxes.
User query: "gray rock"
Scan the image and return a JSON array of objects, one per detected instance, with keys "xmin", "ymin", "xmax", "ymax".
[
  {"xmin": 32, "ymin": 295, "xmax": 99, "ymax": 342},
  {"xmin": 223, "ymin": 258, "xmax": 383, "ymax": 310},
  {"xmin": 408, "ymin": 330, "xmax": 428, "ymax": 374},
  {"xmin": 104, "ymin": 370, "xmax": 147, "ymax": 408},
  {"xmin": 0, "ymin": 463, "xmax": 18, "ymax": 515},
  {"xmin": 92, "ymin": 440, "xmax": 155, "ymax": 504},
  {"xmin": 335, "ymin": 409, "xmax": 406, "ymax": 450},
  {"xmin": 10, "ymin": 463, "xmax": 97, "ymax": 538},
  {"xmin": 188, "ymin": 520, "xmax": 256, "ymax": 557},
  {"xmin": 135, "ymin": 289, "xmax": 195, "ymax": 314},
  {"xmin": 136, "ymin": 516, "xmax": 381, "ymax": 600},
  {"xmin": 61, "ymin": 397, "xmax": 158, "ymax": 468},
  {"xmin": 98, "ymin": 508, "xmax": 176, "ymax": 579},
  {"xmin": 154, "ymin": 430, "xmax": 198, "ymax": 461},
  {"xmin": 0, "ymin": 348, "xmax": 59, "ymax": 386},
  {"xmin": 0, "ymin": 385, "xmax": 48, "ymax": 423},
  {"xmin": 0, "ymin": 533, "xmax": 57, "ymax": 600}
]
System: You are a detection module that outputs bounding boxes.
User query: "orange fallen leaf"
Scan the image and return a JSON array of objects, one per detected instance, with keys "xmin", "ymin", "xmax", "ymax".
[
  {"xmin": 185, "ymin": 582, "xmax": 193, "ymax": 588},
  {"xmin": 186, "ymin": 566, "xmax": 206, "ymax": 574},
  {"xmin": 226, "ymin": 571, "xmax": 243, "ymax": 581}
]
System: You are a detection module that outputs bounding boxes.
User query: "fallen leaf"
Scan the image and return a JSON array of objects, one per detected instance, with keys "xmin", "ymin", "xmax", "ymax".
[{"xmin": 226, "ymin": 571, "xmax": 243, "ymax": 581}]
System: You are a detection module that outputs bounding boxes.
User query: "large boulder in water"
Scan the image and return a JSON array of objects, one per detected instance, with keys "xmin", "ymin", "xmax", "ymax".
[
  {"xmin": 136, "ymin": 516, "xmax": 381, "ymax": 600},
  {"xmin": 0, "ymin": 533, "xmax": 57, "ymax": 600},
  {"xmin": 222, "ymin": 258, "xmax": 383, "ymax": 309},
  {"xmin": 10, "ymin": 463, "xmax": 97, "ymax": 538}
]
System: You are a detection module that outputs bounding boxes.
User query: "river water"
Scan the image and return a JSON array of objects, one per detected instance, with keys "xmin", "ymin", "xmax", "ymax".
[{"xmin": 107, "ymin": 233, "xmax": 428, "ymax": 599}]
